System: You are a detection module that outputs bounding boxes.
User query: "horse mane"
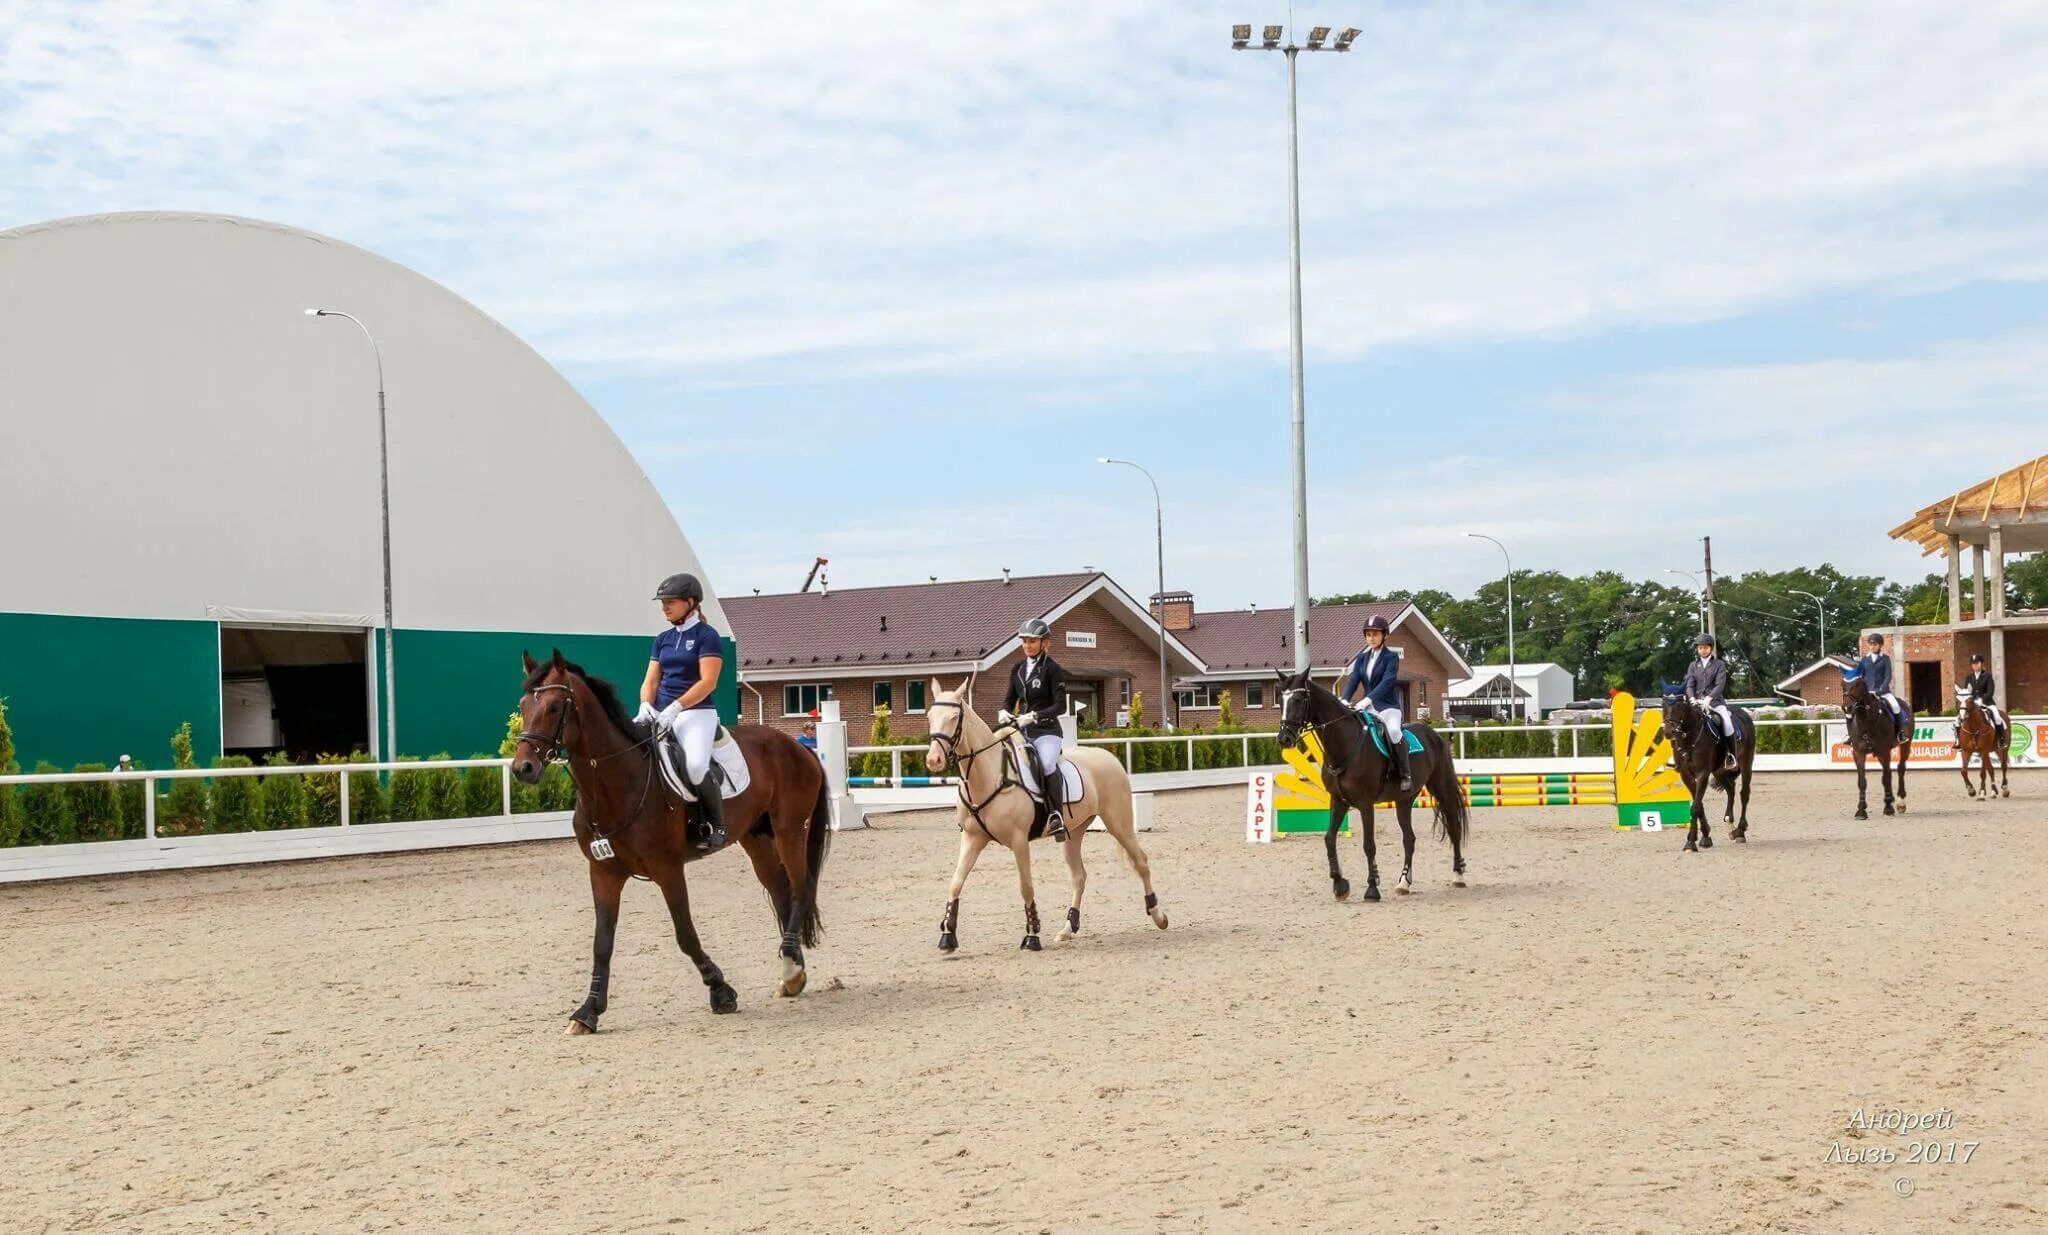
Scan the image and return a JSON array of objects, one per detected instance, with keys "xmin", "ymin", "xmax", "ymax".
[{"xmin": 526, "ymin": 657, "xmax": 640, "ymax": 739}]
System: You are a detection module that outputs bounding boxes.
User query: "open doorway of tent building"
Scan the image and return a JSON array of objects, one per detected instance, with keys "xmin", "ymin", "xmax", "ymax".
[{"xmin": 219, "ymin": 624, "xmax": 372, "ymax": 761}]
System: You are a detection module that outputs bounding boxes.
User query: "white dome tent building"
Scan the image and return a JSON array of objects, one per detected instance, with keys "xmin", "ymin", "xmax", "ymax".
[{"xmin": 0, "ymin": 212, "xmax": 727, "ymax": 771}]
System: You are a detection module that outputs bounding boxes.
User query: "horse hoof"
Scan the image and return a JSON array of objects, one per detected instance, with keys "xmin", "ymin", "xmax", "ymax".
[
  {"xmin": 1020, "ymin": 935, "xmax": 1042, "ymax": 952},
  {"xmin": 1896, "ymin": 803, "xmax": 1907, "ymax": 814},
  {"xmin": 564, "ymin": 1020, "xmax": 595, "ymax": 1036},
  {"xmin": 778, "ymin": 963, "xmax": 807, "ymax": 998},
  {"xmin": 1855, "ymin": 809, "xmax": 1868, "ymax": 821},
  {"xmin": 1332, "ymin": 878, "xmax": 1350, "ymax": 901},
  {"xmin": 1363, "ymin": 885, "xmax": 1381, "ymax": 902},
  {"xmin": 1883, "ymin": 805, "xmax": 1895, "ymax": 817},
  {"xmin": 1152, "ymin": 910, "xmax": 1169, "ymax": 930},
  {"xmin": 709, "ymin": 984, "xmax": 739, "ymax": 1015},
  {"xmin": 1700, "ymin": 835, "xmax": 1713, "ymax": 849},
  {"xmin": 1395, "ymin": 880, "xmax": 1412, "ymax": 896},
  {"xmin": 938, "ymin": 931, "xmax": 958, "ymax": 953},
  {"xmin": 1683, "ymin": 840, "xmax": 1698, "ymax": 853}
]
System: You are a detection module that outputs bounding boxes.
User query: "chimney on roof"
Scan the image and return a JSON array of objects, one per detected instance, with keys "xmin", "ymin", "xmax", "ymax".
[
  {"xmin": 1150, "ymin": 589, "xmax": 1195, "ymax": 632},
  {"xmin": 880, "ymin": 614, "xmax": 888, "ymax": 632},
  {"xmin": 1002, "ymin": 567, "xmax": 1011, "ymax": 585}
]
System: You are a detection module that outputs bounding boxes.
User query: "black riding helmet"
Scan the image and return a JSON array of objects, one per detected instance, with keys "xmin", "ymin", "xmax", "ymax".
[
  {"xmin": 1694, "ymin": 632, "xmax": 1717, "ymax": 649},
  {"xmin": 653, "ymin": 573, "xmax": 703, "ymax": 603},
  {"xmin": 1362, "ymin": 614, "xmax": 1391, "ymax": 634}
]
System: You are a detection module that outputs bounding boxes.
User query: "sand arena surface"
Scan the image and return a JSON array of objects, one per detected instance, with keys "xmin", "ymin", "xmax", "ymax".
[{"xmin": 4, "ymin": 773, "xmax": 2046, "ymax": 1233}]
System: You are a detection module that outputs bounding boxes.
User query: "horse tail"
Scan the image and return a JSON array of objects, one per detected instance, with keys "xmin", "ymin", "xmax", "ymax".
[
  {"xmin": 1427, "ymin": 729, "xmax": 1470, "ymax": 848},
  {"xmin": 797, "ymin": 768, "xmax": 834, "ymax": 948}
]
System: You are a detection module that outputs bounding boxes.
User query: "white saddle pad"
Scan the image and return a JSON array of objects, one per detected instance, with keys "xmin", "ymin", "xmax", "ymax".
[
  {"xmin": 655, "ymin": 730, "xmax": 753, "ymax": 802},
  {"xmin": 1015, "ymin": 743, "xmax": 1083, "ymax": 802}
]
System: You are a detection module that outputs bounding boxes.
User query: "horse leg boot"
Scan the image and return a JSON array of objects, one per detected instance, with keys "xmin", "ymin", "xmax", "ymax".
[{"xmin": 692, "ymin": 772, "xmax": 727, "ymax": 851}]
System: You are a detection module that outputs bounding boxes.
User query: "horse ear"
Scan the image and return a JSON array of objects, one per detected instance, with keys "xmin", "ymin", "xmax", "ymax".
[
  {"xmin": 522, "ymin": 650, "xmax": 538, "ymax": 673},
  {"xmin": 928, "ymin": 678, "xmax": 942, "ymax": 703},
  {"xmin": 551, "ymin": 648, "xmax": 567, "ymax": 669}
]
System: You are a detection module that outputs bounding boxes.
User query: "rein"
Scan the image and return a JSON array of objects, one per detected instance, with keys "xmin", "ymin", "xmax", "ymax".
[
  {"xmin": 927, "ymin": 699, "xmax": 1031, "ymax": 839},
  {"xmin": 1280, "ymin": 686, "xmax": 1371, "ymax": 780},
  {"xmin": 520, "ymin": 678, "xmax": 661, "ymax": 862}
]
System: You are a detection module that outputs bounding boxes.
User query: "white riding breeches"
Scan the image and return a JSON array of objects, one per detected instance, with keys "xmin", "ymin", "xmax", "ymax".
[
  {"xmin": 1879, "ymin": 691, "xmax": 1906, "ymax": 720},
  {"xmin": 1983, "ymin": 705, "xmax": 2006, "ymax": 730},
  {"xmin": 1355, "ymin": 701, "xmax": 1403, "ymax": 745},
  {"xmin": 1030, "ymin": 733, "xmax": 1064, "ymax": 797},
  {"xmin": 666, "ymin": 708, "xmax": 719, "ymax": 783},
  {"xmin": 1712, "ymin": 703, "xmax": 1737, "ymax": 737}
]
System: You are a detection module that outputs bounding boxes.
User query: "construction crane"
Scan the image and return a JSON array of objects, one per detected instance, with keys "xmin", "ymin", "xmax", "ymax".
[{"xmin": 799, "ymin": 557, "xmax": 829, "ymax": 593}]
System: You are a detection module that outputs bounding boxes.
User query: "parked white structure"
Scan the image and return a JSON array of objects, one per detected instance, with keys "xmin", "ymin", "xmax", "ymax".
[{"xmin": 1446, "ymin": 662, "xmax": 1576, "ymax": 721}]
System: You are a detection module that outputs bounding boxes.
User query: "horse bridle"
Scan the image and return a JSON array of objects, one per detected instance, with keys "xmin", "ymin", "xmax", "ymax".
[
  {"xmin": 925, "ymin": 698, "xmax": 1030, "ymax": 838},
  {"xmin": 1279, "ymin": 685, "xmax": 1366, "ymax": 749},
  {"xmin": 517, "ymin": 677, "xmax": 660, "ymax": 858}
]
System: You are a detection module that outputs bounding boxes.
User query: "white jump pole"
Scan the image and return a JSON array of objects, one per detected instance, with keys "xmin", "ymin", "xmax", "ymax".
[{"xmin": 816, "ymin": 699, "xmax": 867, "ymax": 832}]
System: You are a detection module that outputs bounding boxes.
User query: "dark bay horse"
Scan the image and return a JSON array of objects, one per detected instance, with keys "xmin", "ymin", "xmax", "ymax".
[
  {"xmin": 1660, "ymin": 694, "xmax": 1755, "ymax": 850},
  {"xmin": 513, "ymin": 651, "xmax": 832, "ymax": 1032},
  {"xmin": 1276, "ymin": 668, "xmax": 1470, "ymax": 902},
  {"xmin": 1841, "ymin": 673, "xmax": 1912, "ymax": 819},
  {"xmin": 1954, "ymin": 688, "xmax": 2010, "ymax": 800}
]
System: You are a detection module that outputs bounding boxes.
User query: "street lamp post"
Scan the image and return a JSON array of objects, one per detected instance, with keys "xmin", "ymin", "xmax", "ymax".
[
  {"xmin": 1099, "ymin": 458, "xmax": 1173, "ymax": 733},
  {"xmin": 1467, "ymin": 533, "xmax": 1516, "ymax": 720},
  {"xmin": 1788, "ymin": 588, "xmax": 1828, "ymax": 661},
  {"xmin": 1234, "ymin": 21, "xmax": 1358, "ymax": 672},
  {"xmin": 306, "ymin": 308, "xmax": 397, "ymax": 761},
  {"xmin": 1668, "ymin": 569, "xmax": 1708, "ymax": 631}
]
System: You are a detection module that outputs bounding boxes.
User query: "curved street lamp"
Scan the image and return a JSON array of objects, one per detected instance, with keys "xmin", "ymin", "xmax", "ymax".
[{"xmin": 1099, "ymin": 457, "xmax": 1172, "ymax": 732}]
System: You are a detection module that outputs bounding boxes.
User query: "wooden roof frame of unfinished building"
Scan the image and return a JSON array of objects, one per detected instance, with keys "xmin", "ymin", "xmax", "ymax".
[{"xmin": 1889, "ymin": 452, "xmax": 2048, "ymax": 556}]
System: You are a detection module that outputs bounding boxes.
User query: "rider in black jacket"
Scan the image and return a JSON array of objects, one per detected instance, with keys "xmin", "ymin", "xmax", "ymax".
[
  {"xmin": 999, "ymin": 619, "xmax": 1071, "ymax": 841},
  {"xmin": 1963, "ymin": 652, "xmax": 2007, "ymax": 738},
  {"xmin": 1681, "ymin": 633, "xmax": 1740, "ymax": 771}
]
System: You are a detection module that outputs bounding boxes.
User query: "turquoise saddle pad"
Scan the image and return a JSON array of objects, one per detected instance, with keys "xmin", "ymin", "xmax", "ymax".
[{"xmin": 1367, "ymin": 722, "xmax": 1424, "ymax": 756}]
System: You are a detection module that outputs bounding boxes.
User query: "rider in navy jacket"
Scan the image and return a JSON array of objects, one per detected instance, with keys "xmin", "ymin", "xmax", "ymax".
[
  {"xmin": 1681, "ymin": 633, "xmax": 1739, "ymax": 770},
  {"xmin": 1858, "ymin": 632, "xmax": 1908, "ymax": 739},
  {"xmin": 1337, "ymin": 614, "xmax": 1413, "ymax": 792}
]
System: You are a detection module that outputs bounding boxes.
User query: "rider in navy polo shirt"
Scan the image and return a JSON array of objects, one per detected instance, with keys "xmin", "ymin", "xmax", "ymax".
[{"xmin": 636, "ymin": 573, "xmax": 727, "ymax": 850}]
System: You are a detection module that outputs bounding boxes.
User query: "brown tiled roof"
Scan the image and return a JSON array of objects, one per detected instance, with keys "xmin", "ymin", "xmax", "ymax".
[
  {"xmin": 1179, "ymin": 601, "xmax": 1413, "ymax": 672},
  {"xmin": 723, "ymin": 572, "xmax": 1097, "ymax": 669}
]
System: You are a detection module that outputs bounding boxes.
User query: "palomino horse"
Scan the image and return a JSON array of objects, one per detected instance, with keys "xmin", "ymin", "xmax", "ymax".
[
  {"xmin": 1274, "ymin": 668, "xmax": 1470, "ymax": 902},
  {"xmin": 922, "ymin": 678, "xmax": 1167, "ymax": 952},
  {"xmin": 1841, "ymin": 672, "xmax": 1912, "ymax": 819},
  {"xmin": 512, "ymin": 651, "xmax": 832, "ymax": 1031},
  {"xmin": 1954, "ymin": 687, "xmax": 2010, "ymax": 800},
  {"xmin": 1660, "ymin": 694, "xmax": 1755, "ymax": 850}
]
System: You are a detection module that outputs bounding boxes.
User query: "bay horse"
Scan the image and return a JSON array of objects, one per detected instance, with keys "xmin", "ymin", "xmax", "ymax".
[
  {"xmin": 1659, "ymin": 694, "xmax": 1755, "ymax": 850},
  {"xmin": 1841, "ymin": 672, "xmax": 1912, "ymax": 819},
  {"xmin": 1275, "ymin": 668, "xmax": 1470, "ymax": 902},
  {"xmin": 512, "ymin": 650, "xmax": 832, "ymax": 1032},
  {"xmin": 922, "ymin": 678, "xmax": 1167, "ymax": 952},
  {"xmin": 1954, "ymin": 687, "xmax": 2010, "ymax": 800}
]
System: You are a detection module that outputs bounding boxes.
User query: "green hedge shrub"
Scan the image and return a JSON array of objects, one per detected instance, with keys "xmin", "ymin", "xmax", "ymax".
[
  {"xmin": 261, "ymin": 753, "xmax": 307, "ymax": 830},
  {"xmin": 389, "ymin": 757, "xmax": 430, "ymax": 822},
  {"xmin": 163, "ymin": 723, "xmax": 209, "ymax": 835},
  {"xmin": 21, "ymin": 762, "xmax": 76, "ymax": 845},
  {"xmin": 65, "ymin": 763, "xmax": 123, "ymax": 842},
  {"xmin": 304, "ymin": 755, "xmax": 347, "ymax": 828},
  {"xmin": 423, "ymin": 753, "xmax": 463, "ymax": 821},
  {"xmin": 115, "ymin": 765, "xmax": 147, "ymax": 837},
  {"xmin": 463, "ymin": 757, "xmax": 503, "ymax": 817},
  {"xmin": 209, "ymin": 756, "xmax": 261, "ymax": 832},
  {"xmin": 540, "ymin": 764, "xmax": 577, "ymax": 812},
  {"xmin": 0, "ymin": 698, "xmax": 19, "ymax": 846},
  {"xmin": 347, "ymin": 752, "xmax": 389, "ymax": 824}
]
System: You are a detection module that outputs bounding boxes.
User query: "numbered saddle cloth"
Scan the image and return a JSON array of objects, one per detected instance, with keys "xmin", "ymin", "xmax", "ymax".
[
  {"xmin": 1014, "ymin": 740, "xmax": 1083, "ymax": 803},
  {"xmin": 654, "ymin": 727, "xmax": 753, "ymax": 802}
]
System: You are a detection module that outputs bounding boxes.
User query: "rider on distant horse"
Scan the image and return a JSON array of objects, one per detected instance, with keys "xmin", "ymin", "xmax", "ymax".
[
  {"xmin": 637, "ymin": 573, "xmax": 726, "ymax": 851},
  {"xmin": 1338, "ymin": 614, "xmax": 1414, "ymax": 793},
  {"xmin": 1964, "ymin": 651, "xmax": 2007, "ymax": 740},
  {"xmin": 998, "ymin": 618, "xmax": 1071, "ymax": 842},
  {"xmin": 1859, "ymin": 631, "xmax": 1910, "ymax": 742},
  {"xmin": 1683, "ymin": 632, "xmax": 1741, "ymax": 771}
]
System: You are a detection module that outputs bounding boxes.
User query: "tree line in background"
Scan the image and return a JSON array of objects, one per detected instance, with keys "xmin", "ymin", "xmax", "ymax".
[{"xmin": 1325, "ymin": 555, "xmax": 2048, "ymax": 700}]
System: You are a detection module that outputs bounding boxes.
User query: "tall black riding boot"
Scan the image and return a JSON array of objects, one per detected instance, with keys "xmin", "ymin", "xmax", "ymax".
[
  {"xmin": 1390, "ymin": 738, "xmax": 1416, "ymax": 795},
  {"xmin": 693, "ymin": 773, "xmax": 727, "ymax": 851},
  {"xmin": 1044, "ymin": 765, "xmax": 1069, "ymax": 842}
]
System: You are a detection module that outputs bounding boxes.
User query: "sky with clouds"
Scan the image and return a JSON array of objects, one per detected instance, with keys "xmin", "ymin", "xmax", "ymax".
[{"xmin": 5, "ymin": 1, "xmax": 2046, "ymax": 609}]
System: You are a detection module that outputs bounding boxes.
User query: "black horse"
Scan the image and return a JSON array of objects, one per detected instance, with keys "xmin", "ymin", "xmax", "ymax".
[
  {"xmin": 1275, "ymin": 668, "xmax": 1471, "ymax": 901},
  {"xmin": 1842, "ymin": 674, "xmax": 1912, "ymax": 819},
  {"xmin": 1660, "ymin": 694, "xmax": 1755, "ymax": 850}
]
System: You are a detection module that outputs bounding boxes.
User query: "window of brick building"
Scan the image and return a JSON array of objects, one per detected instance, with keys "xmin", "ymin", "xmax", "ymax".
[
  {"xmin": 906, "ymin": 680, "xmax": 927, "ymax": 714},
  {"xmin": 873, "ymin": 681, "xmax": 893, "ymax": 712},
  {"xmin": 1175, "ymin": 684, "xmax": 1220, "ymax": 709},
  {"xmin": 1246, "ymin": 683, "xmax": 1265, "ymax": 708},
  {"xmin": 782, "ymin": 683, "xmax": 834, "ymax": 716}
]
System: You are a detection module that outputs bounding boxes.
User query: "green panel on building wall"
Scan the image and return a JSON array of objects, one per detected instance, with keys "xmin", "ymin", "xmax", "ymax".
[
  {"xmin": 0, "ymin": 612, "xmax": 223, "ymax": 770},
  {"xmin": 392, "ymin": 629, "xmax": 739, "ymax": 757}
]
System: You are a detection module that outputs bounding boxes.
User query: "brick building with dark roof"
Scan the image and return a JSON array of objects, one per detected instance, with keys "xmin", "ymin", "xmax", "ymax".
[
  {"xmin": 1160, "ymin": 594, "xmax": 1471, "ymax": 722},
  {"xmin": 722, "ymin": 572, "xmax": 1206, "ymax": 737}
]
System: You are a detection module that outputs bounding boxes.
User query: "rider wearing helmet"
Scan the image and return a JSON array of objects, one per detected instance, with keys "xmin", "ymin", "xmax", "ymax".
[
  {"xmin": 1338, "ymin": 614, "xmax": 1413, "ymax": 793},
  {"xmin": 637, "ymin": 573, "xmax": 727, "ymax": 850},
  {"xmin": 999, "ymin": 618, "xmax": 1071, "ymax": 842},
  {"xmin": 1683, "ymin": 632, "xmax": 1740, "ymax": 771},
  {"xmin": 1964, "ymin": 652, "xmax": 2007, "ymax": 739},
  {"xmin": 1859, "ymin": 632, "xmax": 1909, "ymax": 742}
]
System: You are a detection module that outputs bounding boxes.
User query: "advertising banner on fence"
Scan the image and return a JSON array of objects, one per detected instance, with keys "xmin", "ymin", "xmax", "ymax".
[{"xmin": 1823, "ymin": 719, "xmax": 2043, "ymax": 766}]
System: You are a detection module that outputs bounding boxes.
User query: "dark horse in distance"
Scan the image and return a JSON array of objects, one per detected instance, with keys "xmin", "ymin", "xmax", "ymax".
[
  {"xmin": 1660, "ymin": 693, "xmax": 1756, "ymax": 851},
  {"xmin": 1841, "ymin": 669, "xmax": 1912, "ymax": 819},
  {"xmin": 513, "ymin": 651, "xmax": 832, "ymax": 1031},
  {"xmin": 1275, "ymin": 668, "xmax": 1471, "ymax": 902}
]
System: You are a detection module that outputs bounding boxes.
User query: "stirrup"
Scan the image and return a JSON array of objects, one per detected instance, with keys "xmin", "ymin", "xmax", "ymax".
[{"xmin": 1046, "ymin": 808, "xmax": 1068, "ymax": 841}]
